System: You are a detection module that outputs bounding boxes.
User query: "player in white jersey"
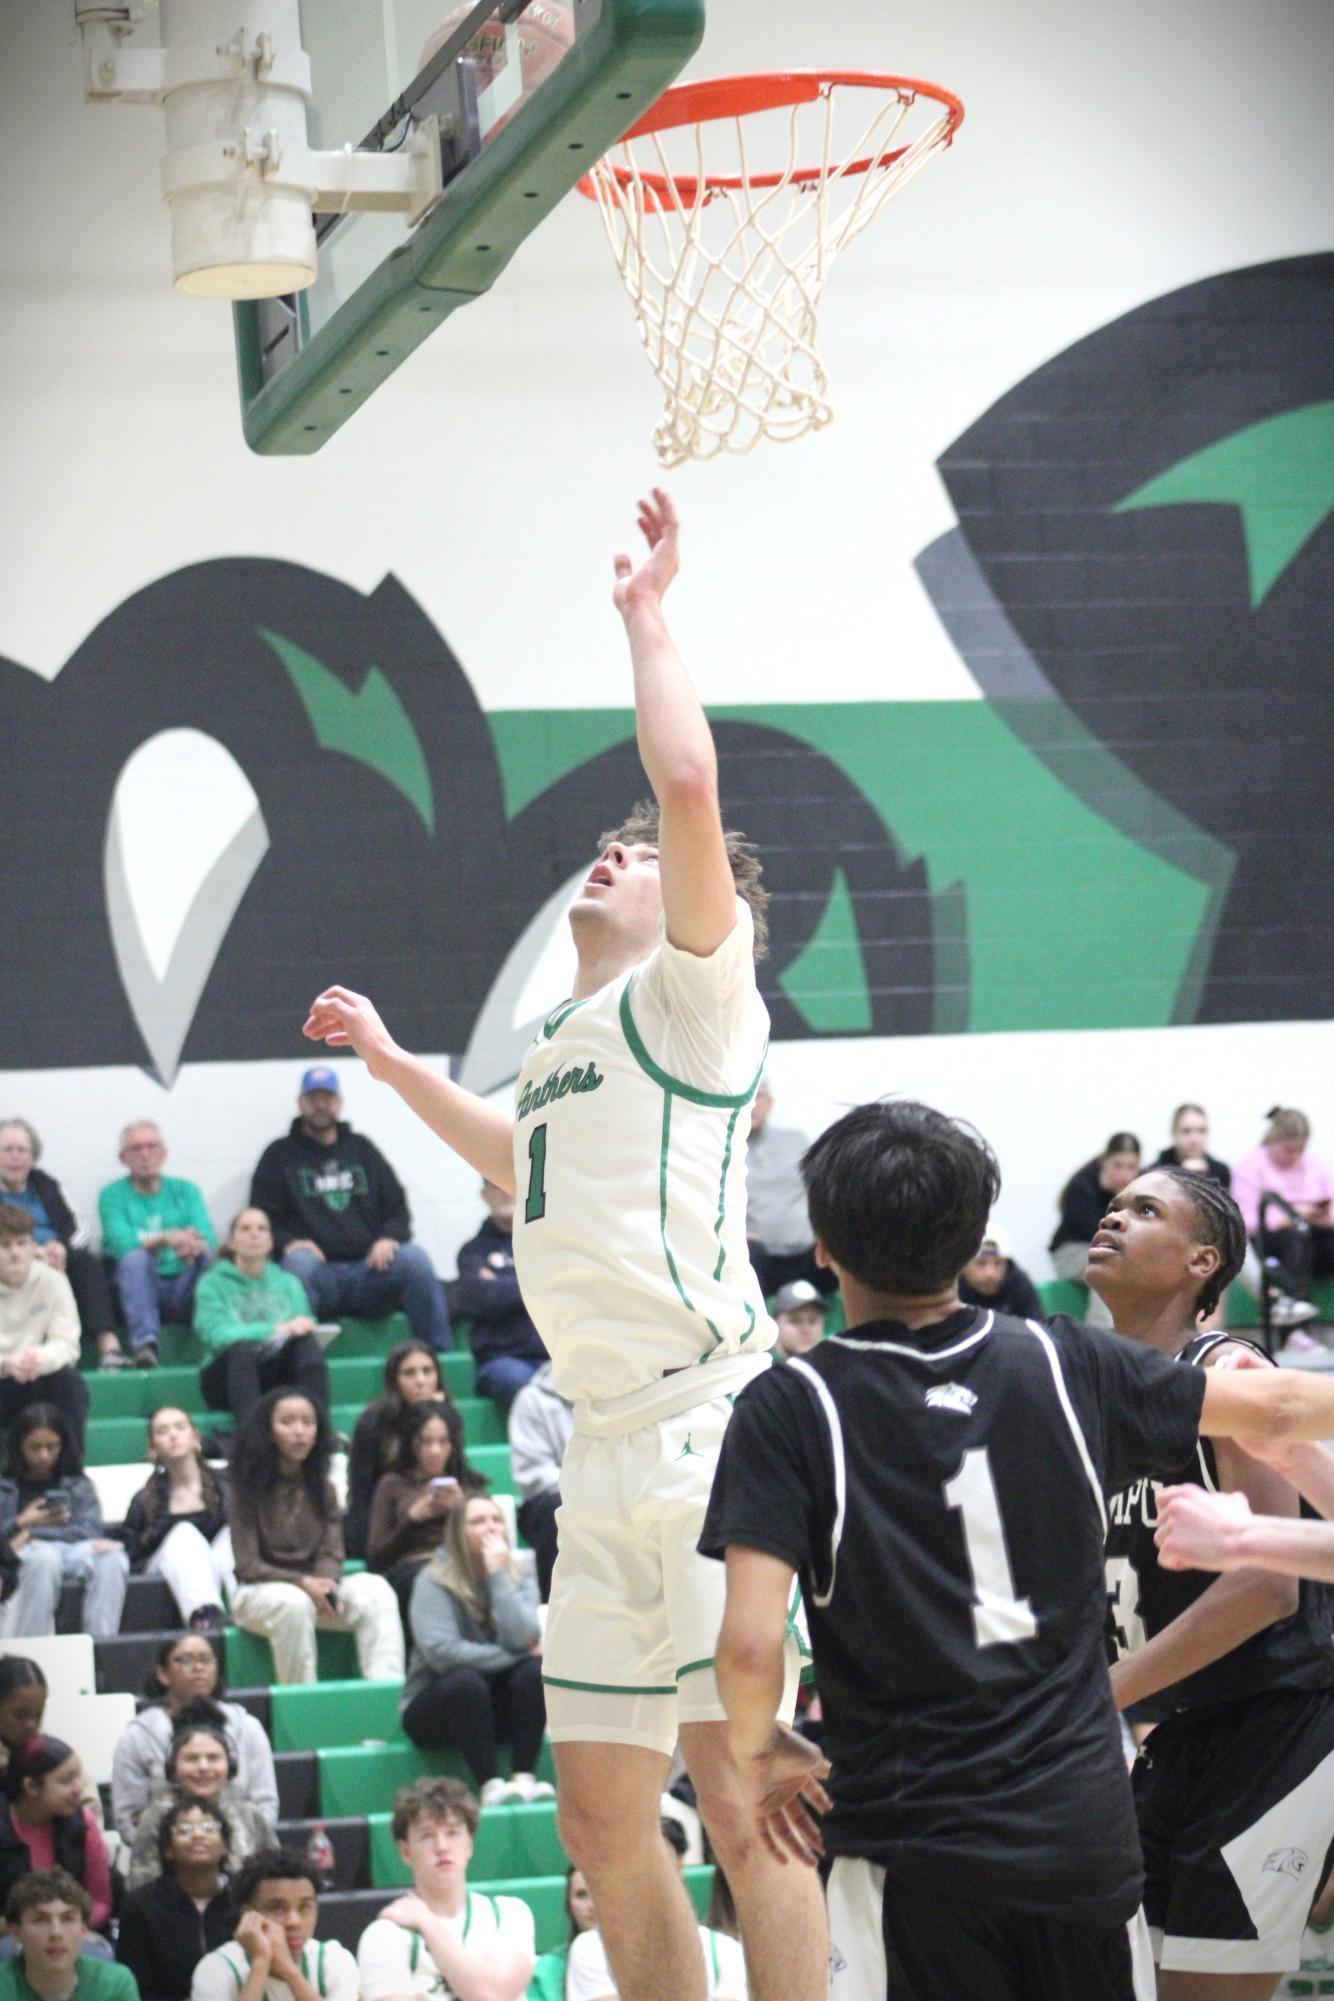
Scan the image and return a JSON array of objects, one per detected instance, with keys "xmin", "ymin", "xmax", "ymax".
[{"xmin": 303, "ymin": 491, "xmax": 826, "ymax": 2001}]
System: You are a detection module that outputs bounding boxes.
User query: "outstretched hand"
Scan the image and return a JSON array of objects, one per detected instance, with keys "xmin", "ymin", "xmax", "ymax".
[
  {"xmin": 612, "ymin": 487, "xmax": 680, "ymax": 616},
  {"xmin": 740, "ymin": 1722, "xmax": 832, "ymax": 1868},
  {"xmin": 302, "ymin": 986, "xmax": 399, "ymax": 1083}
]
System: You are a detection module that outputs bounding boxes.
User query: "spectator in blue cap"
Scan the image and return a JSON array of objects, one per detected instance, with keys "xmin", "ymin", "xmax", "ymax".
[{"xmin": 248, "ymin": 1070, "xmax": 451, "ymax": 1352}]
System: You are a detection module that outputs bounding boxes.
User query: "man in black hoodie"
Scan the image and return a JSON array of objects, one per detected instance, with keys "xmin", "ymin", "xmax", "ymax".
[{"xmin": 249, "ymin": 1067, "xmax": 451, "ymax": 1352}]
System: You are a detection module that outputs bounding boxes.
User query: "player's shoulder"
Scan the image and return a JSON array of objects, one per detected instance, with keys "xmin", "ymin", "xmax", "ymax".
[{"xmin": 355, "ymin": 1916, "xmax": 406, "ymax": 1960}]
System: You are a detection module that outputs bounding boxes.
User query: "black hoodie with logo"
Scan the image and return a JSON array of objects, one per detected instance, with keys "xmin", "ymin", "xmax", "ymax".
[{"xmin": 249, "ymin": 1119, "xmax": 413, "ymax": 1259}]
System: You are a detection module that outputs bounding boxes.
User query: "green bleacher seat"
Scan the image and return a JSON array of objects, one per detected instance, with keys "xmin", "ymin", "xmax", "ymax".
[
  {"xmin": 1036, "ymin": 1278, "xmax": 1089, "ymax": 1316},
  {"xmin": 271, "ymin": 1679, "xmax": 403, "ymax": 1753},
  {"xmin": 223, "ymin": 1623, "xmax": 358, "ymax": 1687},
  {"xmin": 317, "ymin": 1738, "xmax": 557, "ymax": 1819},
  {"xmin": 467, "ymin": 1443, "xmax": 516, "ymax": 1496},
  {"xmin": 86, "ymin": 1412, "xmax": 226, "ymax": 1463},
  {"xmin": 85, "ymin": 1364, "xmax": 204, "ymax": 1419}
]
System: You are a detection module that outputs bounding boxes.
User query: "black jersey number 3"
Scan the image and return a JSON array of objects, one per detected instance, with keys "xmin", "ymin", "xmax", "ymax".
[
  {"xmin": 946, "ymin": 1448, "xmax": 1038, "ymax": 1647},
  {"xmin": 524, "ymin": 1123, "xmax": 548, "ymax": 1223}
]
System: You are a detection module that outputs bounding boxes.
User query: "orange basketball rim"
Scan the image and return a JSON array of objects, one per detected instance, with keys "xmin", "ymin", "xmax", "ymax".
[{"xmin": 578, "ymin": 69, "xmax": 966, "ymax": 466}]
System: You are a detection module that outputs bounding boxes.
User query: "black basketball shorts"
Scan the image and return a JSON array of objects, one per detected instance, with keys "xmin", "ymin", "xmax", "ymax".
[
  {"xmin": 825, "ymin": 1859, "xmax": 1154, "ymax": 2001},
  {"xmin": 1134, "ymin": 1688, "xmax": 1334, "ymax": 1976}
]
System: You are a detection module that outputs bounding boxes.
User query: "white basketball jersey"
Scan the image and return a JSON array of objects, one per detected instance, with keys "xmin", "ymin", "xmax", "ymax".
[{"xmin": 510, "ymin": 902, "xmax": 776, "ymax": 1409}]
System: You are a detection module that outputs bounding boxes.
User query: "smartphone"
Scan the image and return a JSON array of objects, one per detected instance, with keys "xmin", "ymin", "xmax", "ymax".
[
  {"xmin": 43, "ymin": 1487, "xmax": 70, "ymax": 1513},
  {"xmin": 430, "ymin": 1477, "xmax": 462, "ymax": 1494}
]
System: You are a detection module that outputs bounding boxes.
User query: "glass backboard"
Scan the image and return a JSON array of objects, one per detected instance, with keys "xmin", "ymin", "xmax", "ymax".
[{"xmin": 234, "ymin": 0, "xmax": 705, "ymax": 454}]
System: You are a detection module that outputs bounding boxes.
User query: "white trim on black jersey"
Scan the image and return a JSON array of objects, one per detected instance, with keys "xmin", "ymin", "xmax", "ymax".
[
  {"xmin": 828, "ymin": 1312, "xmax": 995, "ymax": 1361},
  {"xmin": 1022, "ymin": 1319, "xmax": 1108, "ymax": 1535},
  {"xmin": 786, "ymin": 1355, "xmax": 846, "ymax": 1609}
]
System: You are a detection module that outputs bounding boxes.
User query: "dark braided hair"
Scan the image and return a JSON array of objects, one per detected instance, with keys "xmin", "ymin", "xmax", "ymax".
[{"xmin": 1154, "ymin": 1166, "xmax": 1247, "ymax": 1318}]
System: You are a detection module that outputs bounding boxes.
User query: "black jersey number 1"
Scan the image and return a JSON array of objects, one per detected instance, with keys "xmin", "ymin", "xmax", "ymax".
[{"xmin": 524, "ymin": 1122, "xmax": 548, "ymax": 1223}]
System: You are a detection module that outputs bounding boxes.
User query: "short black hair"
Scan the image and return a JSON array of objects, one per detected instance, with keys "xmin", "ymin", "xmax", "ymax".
[
  {"xmin": 1152, "ymin": 1166, "xmax": 1248, "ymax": 1318},
  {"xmin": 802, "ymin": 1099, "xmax": 1001, "ymax": 1295},
  {"xmin": 231, "ymin": 1848, "xmax": 319, "ymax": 1911},
  {"xmin": 157, "ymin": 1794, "xmax": 232, "ymax": 1866},
  {"xmin": 659, "ymin": 1815, "xmax": 688, "ymax": 1858}
]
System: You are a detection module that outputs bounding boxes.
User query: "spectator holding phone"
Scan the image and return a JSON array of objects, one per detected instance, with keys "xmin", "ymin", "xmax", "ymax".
[
  {"xmin": 366, "ymin": 1400, "xmax": 487, "ymax": 1622},
  {"xmin": 0, "ymin": 1405, "xmax": 127, "ymax": 1638},
  {"xmin": 228, "ymin": 1390, "xmax": 403, "ymax": 1685},
  {"xmin": 344, "ymin": 1342, "xmax": 449, "ymax": 1560},
  {"xmin": 193, "ymin": 1210, "xmax": 330, "ymax": 1426}
]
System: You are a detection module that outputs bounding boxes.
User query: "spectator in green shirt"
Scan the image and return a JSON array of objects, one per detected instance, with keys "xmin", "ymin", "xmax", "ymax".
[
  {"xmin": 194, "ymin": 1210, "xmax": 330, "ymax": 1425},
  {"xmin": 0, "ymin": 1869, "xmax": 139, "ymax": 2001},
  {"xmin": 98, "ymin": 1125, "xmax": 215, "ymax": 1370}
]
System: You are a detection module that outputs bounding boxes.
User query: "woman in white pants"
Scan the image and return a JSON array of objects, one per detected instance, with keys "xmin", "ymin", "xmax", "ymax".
[
  {"xmin": 120, "ymin": 1408, "xmax": 233, "ymax": 1629},
  {"xmin": 228, "ymin": 1388, "xmax": 403, "ymax": 1685}
]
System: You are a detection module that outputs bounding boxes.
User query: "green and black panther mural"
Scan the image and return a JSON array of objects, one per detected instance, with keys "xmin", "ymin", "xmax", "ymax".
[{"xmin": 5, "ymin": 255, "xmax": 1330, "ymax": 1085}]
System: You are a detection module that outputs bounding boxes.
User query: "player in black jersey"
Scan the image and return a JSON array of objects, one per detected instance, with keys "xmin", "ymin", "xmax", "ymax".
[
  {"xmin": 1088, "ymin": 1165, "xmax": 1334, "ymax": 2000},
  {"xmin": 699, "ymin": 1102, "xmax": 1334, "ymax": 2001}
]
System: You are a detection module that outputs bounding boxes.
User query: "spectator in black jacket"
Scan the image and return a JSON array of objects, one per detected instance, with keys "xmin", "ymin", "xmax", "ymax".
[
  {"xmin": 0, "ymin": 1123, "xmax": 120, "ymax": 1368},
  {"xmin": 1153, "ymin": 1103, "xmax": 1232, "ymax": 1188},
  {"xmin": 119, "ymin": 1410, "xmax": 231, "ymax": 1631},
  {"xmin": 1049, "ymin": 1130, "xmax": 1141, "ymax": 1328},
  {"xmin": 116, "ymin": 1798, "xmax": 233, "ymax": 2001},
  {"xmin": 248, "ymin": 1067, "xmax": 450, "ymax": 1352},
  {"xmin": 958, "ymin": 1224, "xmax": 1043, "ymax": 1320},
  {"xmin": 455, "ymin": 1182, "xmax": 546, "ymax": 1413}
]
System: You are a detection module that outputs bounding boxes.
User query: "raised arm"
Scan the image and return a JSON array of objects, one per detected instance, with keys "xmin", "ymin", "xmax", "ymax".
[
  {"xmin": 302, "ymin": 987, "xmax": 515, "ymax": 1194},
  {"xmin": 613, "ymin": 490, "xmax": 738, "ymax": 958}
]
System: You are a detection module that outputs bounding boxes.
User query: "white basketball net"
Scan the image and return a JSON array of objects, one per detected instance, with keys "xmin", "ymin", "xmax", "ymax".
[{"xmin": 585, "ymin": 79, "xmax": 960, "ymax": 467}]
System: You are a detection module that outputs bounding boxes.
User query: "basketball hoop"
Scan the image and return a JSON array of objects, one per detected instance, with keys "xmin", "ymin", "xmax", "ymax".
[{"xmin": 578, "ymin": 71, "xmax": 964, "ymax": 467}]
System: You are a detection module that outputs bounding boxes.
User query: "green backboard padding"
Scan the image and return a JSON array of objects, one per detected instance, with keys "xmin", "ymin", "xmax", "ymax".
[
  {"xmin": 234, "ymin": 0, "xmax": 706, "ymax": 454},
  {"xmin": 370, "ymin": 1802, "xmax": 566, "ymax": 1888},
  {"xmin": 271, "ymin": 1679, "xmax": 403, "ymax": 1752},
  {"xmin": 223, "ymin": 1623, "xmax": 358, "ymax": 1688},
  {"xmin": 317, "ymin": 1737, "xmax": 555, "ymax": 1819}
]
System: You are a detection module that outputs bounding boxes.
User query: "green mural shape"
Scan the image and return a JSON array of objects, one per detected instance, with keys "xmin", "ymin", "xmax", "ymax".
[
  {"xmin": 777, "ymin": 867, "xmax": 874, "ymax": 1033},
  {"xmin": 261, "ymin": 628, "xmax": 436, "ymax": 834},
  {"xmin": 487, "ymin": 701, "xmax": 1231, "ymax": 1035},
  {"xmin": 1113, "ymin": 400, "xmax": 1334, "ymax": 608}
]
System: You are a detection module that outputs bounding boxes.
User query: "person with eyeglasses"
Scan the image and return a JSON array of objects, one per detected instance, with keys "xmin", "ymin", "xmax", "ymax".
[
  {"xmin": 98, "ymin": 1124, "xmax": 216, "ymax": 1369},
  {"xmin": 125, "ymin": 1723, "xmax": 273, "ymax": 1892},
  {"xmin": 117, "ymin": 1798, "xmax": 234, "ymax": 2001}
]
